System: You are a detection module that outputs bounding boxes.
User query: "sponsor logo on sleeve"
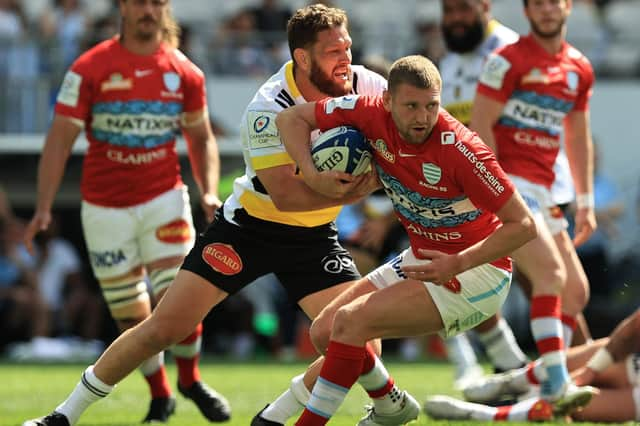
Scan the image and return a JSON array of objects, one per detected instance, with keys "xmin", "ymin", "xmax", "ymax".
[
  {"xmin": 202, "ymin": 243, "xmax": 243, "ymax": 275},
  {"xmin": 155, "ymin": 219, "xmax": 192, "ymax": 243},
  {"xmin": 324, "ymin": 95, "xmax": 359, "ymax": 114},
  {"xmin": 454, "ymin": 140, "xmax": 505, "ymax": 196},
  {"xmin": 57, "ymin": 70, "xmax": 82, "ymax": 106},
  {"xmin": 479, "ymin": 53, "xmax": 511, "ymax": 90},
  {"xmin": 247, "ymin": 111, "xmax": 280, "ymax": 149}
]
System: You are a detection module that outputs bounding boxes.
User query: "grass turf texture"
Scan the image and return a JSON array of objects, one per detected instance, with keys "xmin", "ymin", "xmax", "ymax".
[{"xmin": 1, "ymin": 359, "xmax": 612, "ymax": 426}]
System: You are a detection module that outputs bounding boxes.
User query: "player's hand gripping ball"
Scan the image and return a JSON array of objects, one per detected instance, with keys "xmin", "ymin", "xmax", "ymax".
[{"xmin": 311, "ymin": 126, "xmax": 372, "ymax": 176}]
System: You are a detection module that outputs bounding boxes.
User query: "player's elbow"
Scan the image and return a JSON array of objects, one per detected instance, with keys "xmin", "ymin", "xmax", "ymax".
[{"xmin": 518, "ymin": 213, "xmax": 538, "ymax": 243}]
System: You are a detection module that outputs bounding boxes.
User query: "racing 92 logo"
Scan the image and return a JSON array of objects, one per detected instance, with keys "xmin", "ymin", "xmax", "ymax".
[{"xmin": 321, "ymin": 253, "xmax": 355, "ymax": 274}]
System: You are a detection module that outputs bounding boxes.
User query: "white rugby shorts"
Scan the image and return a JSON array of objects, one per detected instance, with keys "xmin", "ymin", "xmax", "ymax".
[
  {"xmin": 509, "ymin": 174, "xmax": 568, "ymax": 235},
  {"xmin": 367, "ymin": 248, "xmax": 512, "ymax": 338},
  {"xmin": 81, "ymin": 186, "xmax": 195, "ymax": 279}
]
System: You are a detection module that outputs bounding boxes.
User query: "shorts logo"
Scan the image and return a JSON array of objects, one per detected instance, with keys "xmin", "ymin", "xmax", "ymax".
[
  {"xmin": 202, "ymin": 243, "xmax": 243, "ymax": 275},
  {"xmin": 90, "ymin": 249, "xmax": 126, "ymax": 268},
  {"xmin": 443, "ymin": 277, "xmax": 461, "ymax": 294},
  {"xmin": 156, "ymin": 219, "xmax": 191, "ymax": 243},
  {"xmin": 321, "ymin": 253, "xmax": 355, "ymax": 274}
]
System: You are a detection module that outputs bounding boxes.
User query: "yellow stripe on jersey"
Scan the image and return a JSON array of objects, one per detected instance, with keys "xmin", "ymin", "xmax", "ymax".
[
  {"xmin": 239, "ymin": 191, "xmax": 342, "ymax": 227},
  {"xmin": 251, "ymin": 152, "xmax": 296, "ymax": 170},
  {"xmin": 285, "ymin": 61, "xmax": 301, "ymax": 99}
]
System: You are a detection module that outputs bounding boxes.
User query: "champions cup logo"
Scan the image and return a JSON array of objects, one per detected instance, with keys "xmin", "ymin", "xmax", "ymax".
[
  {"xmin": 156, "ymin": 219, "xmax": 191, "ymax": 243},
  {"xmin": 202, "ymin": 243, "xmax": 243, "ymax": 275}
]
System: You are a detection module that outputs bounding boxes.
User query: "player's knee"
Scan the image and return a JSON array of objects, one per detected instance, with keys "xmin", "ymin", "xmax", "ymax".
[
  {"xmin": 332, "ymin": 306, "xmax": 364, "ymax": 341},
  {"xmin": 309, "ymin": 317, "xmax": 331, "ymax": 354}
]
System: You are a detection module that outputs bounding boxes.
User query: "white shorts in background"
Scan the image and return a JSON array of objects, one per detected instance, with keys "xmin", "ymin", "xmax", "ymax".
[
  {"xmin": 509, "ymin": 174, "xmax": 568, "ymax": 235},
  {"xmin": 367, "ymin": 248, "xmax": 512, "ymax": 338},
  {"xmin": 81, "ymin": 186, "xmax": 195, "ymax": 280}
]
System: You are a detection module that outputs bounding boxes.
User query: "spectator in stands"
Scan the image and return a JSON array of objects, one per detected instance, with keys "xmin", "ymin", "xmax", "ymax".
[
  {"xmin": 39, "ymin": 0, "xmax": 90, "ymax": 70},
  {"xmin": 0, "ymin": 216, "xmax": 49, "ymax": 352},
  {"xmin": 32, "ymin": 215, "xmax": 104, "ymax": 342},
  {"xmin": 209, "ymin": 8, "xmax": 275, "ymax": 77}
]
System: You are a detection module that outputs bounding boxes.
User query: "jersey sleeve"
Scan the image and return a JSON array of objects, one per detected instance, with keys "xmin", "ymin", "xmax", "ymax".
[
  {"xmin": 242, "ymin": 106, "xmax": 294, "ymax": 171},
  {"xmin": 572, "ymin": 59, "xmax": 595, "ymax": 112},
  {"xmin": 451, "ymin": 135, "xmax": 515, "ymax": 213},
  {"xmin": 352, "ymin": 67, "xmax": 387, "ymax": 96},
  {"xmin": 476, "ymin": 48, "xmax": 519, "ymax": 103},
  {"xmin": 315, "ymin": 95, "xmax": 380, "ymax": 133},
  {"xmin": 54, "ymin": 55, "xmax": 95, "ymax": 124},
  {"xmin": 181, "ymin": 58, "xmax": 207, "ymax": 113}
]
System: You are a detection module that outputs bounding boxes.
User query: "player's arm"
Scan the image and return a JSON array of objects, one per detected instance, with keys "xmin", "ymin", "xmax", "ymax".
[
  {"xmin": 575, "ymin": 309, "xmax": 640, "ymax": 385},
  {"xmin": 182, "ymin": 108, "xmax": 221, "ymax": 222},
  {"xmin": 564, "ymin": 109, "xmax": 596, "ymax": 247},
  {"xmin": 256, "ymin": 160, "xmax": 376, "ymax": 212},
  {"xmin": 24, "ymin": 115, "xmax": 82, "ymax": 254},
  {"xmin": 403, "ymin": 192, "xmax": 537, "ymax": 285},
  {"xmin": 469, "ymin": 94, "xmax": 505, "ymax": 154},
  {"xmin": 275, "ymin": 103, "xmax": 377, "ymax": 201}
]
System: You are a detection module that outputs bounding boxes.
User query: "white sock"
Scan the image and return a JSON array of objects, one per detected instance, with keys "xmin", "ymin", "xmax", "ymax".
[
  {"xmin": 446, "ymin": 334, "xmax": 478, "ymax": 374},
  {"xmin": 261, "ymin": 374, "xmax": 309, "ymax": 423},
  {"xmin": 55, "ymin": 366, "xmax": 114, "ymax": 425},
  {"xmin": 358, "ymin": 356, "xmax": 402, "ymax": 414},
  {"xmin": 138, "ymin": 352, "xmax": 164, "ymax": 376},
  {"xmin": 477, "ymin": 318, "xmax": 528, "ymax": 371},
  {"xmin": 562, "ymin": 324, "xmax": 574, "ymax": 349}
]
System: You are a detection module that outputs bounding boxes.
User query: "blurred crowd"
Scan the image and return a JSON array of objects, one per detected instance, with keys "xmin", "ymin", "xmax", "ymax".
[{"xmin": 1, "ymin": 0, "xmax": 639, "ymax": 131}]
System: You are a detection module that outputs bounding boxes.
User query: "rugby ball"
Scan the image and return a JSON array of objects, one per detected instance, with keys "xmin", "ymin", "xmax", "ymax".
[{"xmin": 311, "ymin": 126, "xmax": 372, "ymax": 176}]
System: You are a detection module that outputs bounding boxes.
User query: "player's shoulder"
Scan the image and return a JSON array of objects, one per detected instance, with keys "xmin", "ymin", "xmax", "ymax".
[
  {"xmin": 565, "ymin": 43, "xmax": 594, "ymax": 73},
  {"xmin": 351, "ymin": 64, "xmax": 388, "ymax": 95},
  {"xmin": 249, "ymin": 68, "xmax": 290, "ymax": 112},
  {"xmin": 438, "ymin": 109, "xmax": 474, "ymax": 141},
  {"xmin": 73, "ymin": 38, "xmax": 118, "ymax": 68},
  {"xmin": 168, "ymin": 47, "xmax": 205, "ymax": 78},
  {"xmin": 489, "ymin": 21, "xmax": 519, "ymax": 47}
]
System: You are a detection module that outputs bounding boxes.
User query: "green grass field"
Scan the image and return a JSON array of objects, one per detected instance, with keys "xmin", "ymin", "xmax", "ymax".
[{"xmin": 0, "ymin": 359, "xmax": 614, "ymax": 426}]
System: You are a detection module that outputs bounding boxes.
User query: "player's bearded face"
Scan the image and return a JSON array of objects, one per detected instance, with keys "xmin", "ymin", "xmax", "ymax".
[
  {"xmin": 385, "ymin": 84, "xmax": 441, "ymax": 145},
  {"xmin": 442, "ymin": 15, "xmax": 485, "ymax": 53},
  {"xmin": 121, "ymin": 0, "xmax": 166, "ymax": 41},
  {"xmin": 309, "ymin": 55, "xmax": 353, "ymax": 97},
  {"xmin": 526, "ymin": 0, "xmax": 569, "ymax": 39}
]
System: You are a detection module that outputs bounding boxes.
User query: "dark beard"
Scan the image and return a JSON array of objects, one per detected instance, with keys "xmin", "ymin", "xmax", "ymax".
[
  {"xmin": 442, "ymin": 19, "xmax": 485, "ymax": 54},
  {"xmin": 529, "ymin": 18, "xmax": 565, "ymax": 39},
  {"xmin": 309, "ymin": 60, "xmax": 352, "ymax": 97}
]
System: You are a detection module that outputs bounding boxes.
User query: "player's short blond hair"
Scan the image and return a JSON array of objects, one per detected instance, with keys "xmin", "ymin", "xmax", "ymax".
[
  {"xmin": 388, "ymin": 55, "xmax": 442, "ymax": 93},
  {"xmin": 287, "ymin": 4, "xmax": 348, "ymax": 59}
]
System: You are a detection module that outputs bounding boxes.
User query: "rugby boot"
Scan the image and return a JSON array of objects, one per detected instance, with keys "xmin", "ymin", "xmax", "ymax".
[
  {"xmin": 22, "ymin": 412, "xmax": 70, "ymax": 426},
  {"xmin": 548, "ymin": 382, "xmax": 597, "ymax": 416},
  {"xmin": 143, "ymin": 396, "xmax": 176, "ymax": 423},
  {"xmin": 463, "ymin": 370, "xmax": 530, "ymax": 404},
  {"xmin": 250, "ymin": 405, "xmax": 284, "ymax": 426},
  {"xmin": 357, "ymin": 391, "xmax": 420, "ymax": 425},
  {"xmin": 178, "ymin": 380, "xmax": 231, "ymax": 422}
]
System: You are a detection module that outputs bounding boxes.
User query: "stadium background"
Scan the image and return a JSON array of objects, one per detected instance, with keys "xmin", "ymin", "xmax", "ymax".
[{"xmin": 1, "ymin": 0, "xmax": 639, "ymax": 360}]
